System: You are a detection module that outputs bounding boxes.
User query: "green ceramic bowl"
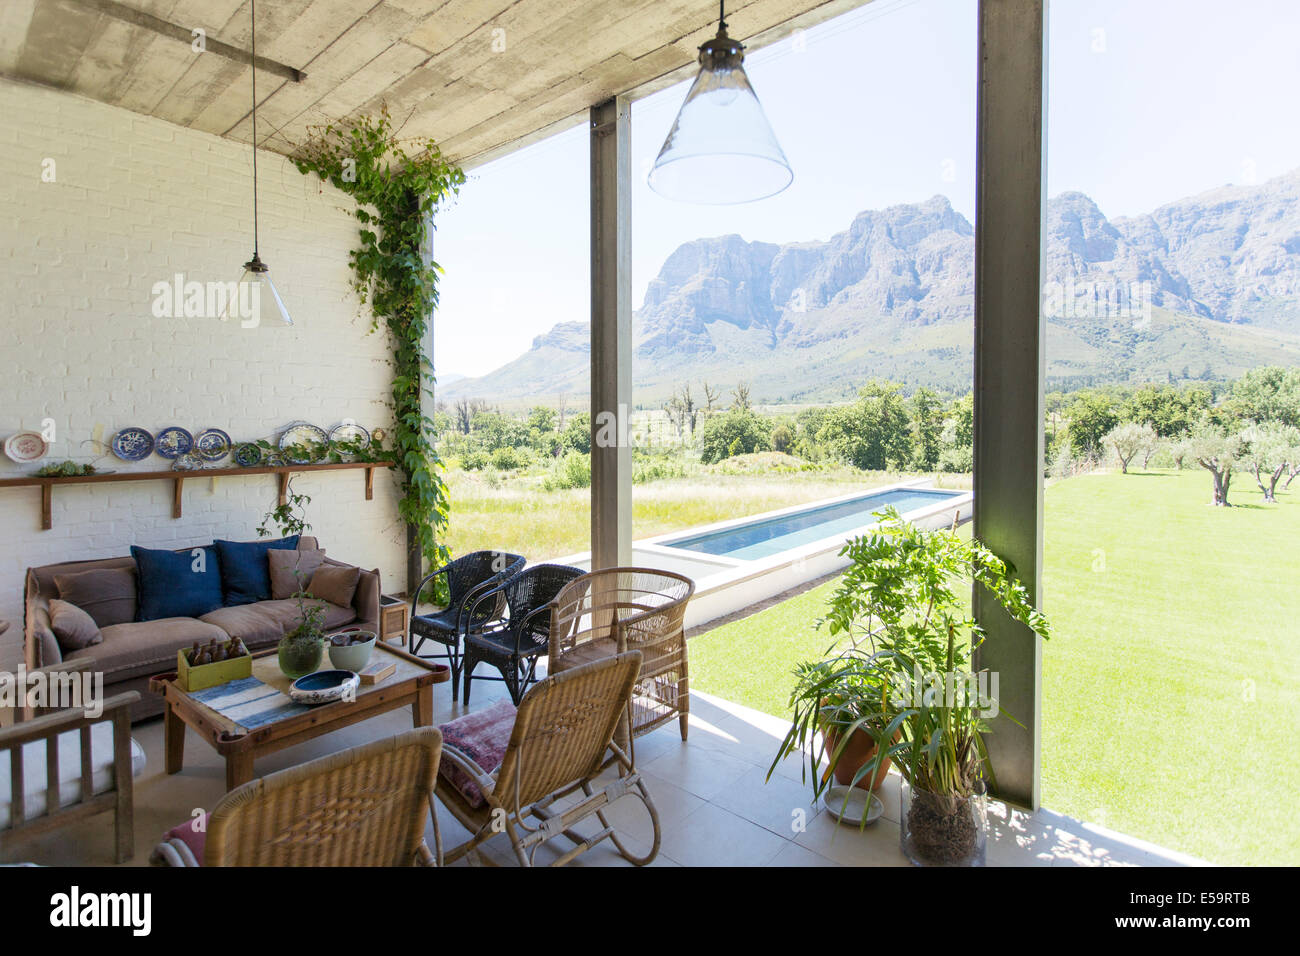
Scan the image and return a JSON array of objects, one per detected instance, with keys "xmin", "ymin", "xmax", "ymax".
[{"xmin": 328, "ymin": 630, "xmax": 377, "ymax": 672}]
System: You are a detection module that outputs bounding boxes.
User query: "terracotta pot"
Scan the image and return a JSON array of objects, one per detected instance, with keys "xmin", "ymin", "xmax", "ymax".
[{"xmin": 823, "ymin": 722, "xmax": 892, "ymax": 792}]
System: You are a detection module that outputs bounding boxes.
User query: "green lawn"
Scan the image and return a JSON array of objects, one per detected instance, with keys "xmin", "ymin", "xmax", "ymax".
[{"xmin": 689, "ymin": 469, "xmax": 1300, "ymax": 866}]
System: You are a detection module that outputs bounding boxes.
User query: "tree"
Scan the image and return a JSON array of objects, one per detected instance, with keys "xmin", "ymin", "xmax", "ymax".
[
  {"xmin": 1227, "ymin": 366, "xmax": 1300, "ymax": 428},
  {"xmin": 1103, "ymin": 422, "xmax": 1157, "ymax": 474},
  {"xmin": 1186, "ymin": 427, "xmax": 1243, "ymax": 506},
  {"xmin": 699, "ymin": 408, "xmax": 772, "ymax": 464},
  {"xmin": 526, "ymin": 406, "xmax": 556, "ymax": 434},
  {"xmin": 731, "ymin": 381, "xmax": 753, "ymax": 412},
  {"xmin": 1123, "ymin": 383, "xmax": 1211, "ymax": 437},
  {"xmin": 1066, "ymin": 392, "xmax": 1119, "ymax": 454},
  {"xmin": 701, "ymin": 381, "xmax": 721, "ymax": 418},
  {"xmin": 663, "ymin": 384, "xmax": 697, "ymax": 441},
  {"xmin": 817, "ymin": 381, "xmax": 913, "ymax": 471},
  {"xmin": 937, "ymin": 394, "xmax": 973, "ymax": 473},
  {"xmin": 771, "ymin": 423, "xmax": 795, "ymax": 454},
  {"xmin": 1238, "ymin": 424, "xmax": 1300, "ymax": 502},
  {"xmin": 909, "ymin": 387, "xmax": 942, "ymax": 471},
  {"xmin": 560, "ymin": 412, "xmax": 591, "ymax": 455}
]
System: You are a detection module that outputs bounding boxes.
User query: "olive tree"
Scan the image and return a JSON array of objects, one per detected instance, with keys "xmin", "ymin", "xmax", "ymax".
[
  {"xmin": 1186, "ymin": 428, "xmax": 1243, "ymax": 506},
  {"xmin": 1103, "ymin": 422, "xmax": 1157, "ymax": 474},
  {"xmin": 1238, "ymin": 423, "xmax": 1300, "ymax": 502}
]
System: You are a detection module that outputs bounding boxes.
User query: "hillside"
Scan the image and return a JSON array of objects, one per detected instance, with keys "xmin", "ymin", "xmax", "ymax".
[{"xmin": 443, "ymin": 169, "xmax": 1300, "ymax": 404}]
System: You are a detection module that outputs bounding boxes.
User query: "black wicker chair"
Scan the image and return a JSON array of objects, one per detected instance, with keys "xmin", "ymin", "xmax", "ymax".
[
  {"xmin": 461, "ymin": 563, "xmax": 588, "ymax": 705},
  {"xmin": 409, "ymin": 551, "xmax": 526, "ymax": 698}
]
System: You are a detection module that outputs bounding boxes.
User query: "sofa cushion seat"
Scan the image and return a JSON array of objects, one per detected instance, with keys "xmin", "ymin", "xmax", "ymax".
[
  {"xmin": 65, "ymin": 618, "xmax": 230, "ymax": 682},
  {"xmin": 198, "ymin": 600, "xmax": 356, "ymax": 643},
  {"xmin": 0, "ymin": 721, "xmax": 146, "ymax": 829},
  {"xmin": 196, "ymin": 603, "xmax": 287, "ymax": 644}
]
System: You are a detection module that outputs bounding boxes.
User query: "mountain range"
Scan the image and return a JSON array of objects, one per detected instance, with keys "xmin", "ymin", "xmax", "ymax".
[{"xmin": 442, "ymin": 168, "xmax": 1300, "ymax": 405}]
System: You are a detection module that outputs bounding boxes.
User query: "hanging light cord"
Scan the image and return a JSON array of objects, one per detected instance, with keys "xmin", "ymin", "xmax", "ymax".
[
  {"xmin": 719, "ymin": 0, "xmax": 727, "ymax": 31},
  {"xmin": 250, "ymin": 0, "xmax": 259, "ymax": 258}
]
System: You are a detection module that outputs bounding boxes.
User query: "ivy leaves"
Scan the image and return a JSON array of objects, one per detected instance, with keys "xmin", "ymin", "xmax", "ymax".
[{"xmin": 293, "ymin": 106, "xmax": 466, "ymax": 577}]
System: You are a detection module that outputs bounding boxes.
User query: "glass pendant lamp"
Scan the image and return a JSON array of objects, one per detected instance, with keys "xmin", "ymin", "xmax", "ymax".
[
  {"xmin": 648, "ymin": 1, "xmax": 793, "ymax": 204},
  {"xmin": 220, "ymin": 0, "xmax": 292, "ymax": 327}
]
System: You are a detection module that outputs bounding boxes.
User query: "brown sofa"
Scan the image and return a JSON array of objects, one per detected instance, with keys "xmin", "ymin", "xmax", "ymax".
[{"xmin": 23, "ymin": 536, "xmax": 380, "ymax": 721}]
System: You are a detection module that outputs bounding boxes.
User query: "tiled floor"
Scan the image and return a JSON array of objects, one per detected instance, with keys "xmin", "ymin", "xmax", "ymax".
[{"xmin": 0, "ymin": 660, "xmax": 1205, "ymax": 867}]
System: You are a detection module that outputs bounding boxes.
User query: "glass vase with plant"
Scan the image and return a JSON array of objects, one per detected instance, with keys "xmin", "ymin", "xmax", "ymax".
[
  {"xmin": 277, "ymin": 573, "xmax": 326, "ymax": 679},
  {"xmin": 770, "ymin": 507, "xmax": 1051, "ymax": 864}
]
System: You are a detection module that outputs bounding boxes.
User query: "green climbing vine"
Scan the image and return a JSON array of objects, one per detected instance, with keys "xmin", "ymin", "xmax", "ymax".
[{"xmin": 292, "ymin": 105, "xmax": 465, "ymax": 585}]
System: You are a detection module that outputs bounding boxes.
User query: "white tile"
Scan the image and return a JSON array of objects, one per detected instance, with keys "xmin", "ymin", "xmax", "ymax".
[{"xmin": 659, "ymin": 803, "xmax": 788, "ymax": 867}]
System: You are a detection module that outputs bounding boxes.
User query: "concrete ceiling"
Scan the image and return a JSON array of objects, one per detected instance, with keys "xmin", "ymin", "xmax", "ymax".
[{"xmin": 1, "ymin": 0, "xmax": 872, "ymax": 167}]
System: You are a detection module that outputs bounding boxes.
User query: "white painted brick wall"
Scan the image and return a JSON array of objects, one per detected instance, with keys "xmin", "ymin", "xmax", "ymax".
[{"xmin": 0, "ymin": 79, "xmax": 410, "ymax": 649}]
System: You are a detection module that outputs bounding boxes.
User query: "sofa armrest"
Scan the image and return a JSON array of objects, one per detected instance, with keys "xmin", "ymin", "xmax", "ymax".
[{"xmin": 23, "ymin": 569, "xmax": 60, "ymax": 670}]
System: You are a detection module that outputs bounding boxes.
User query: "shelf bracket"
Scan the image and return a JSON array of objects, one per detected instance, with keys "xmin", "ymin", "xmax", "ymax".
[
  {"xmin": 364, "ymin": 466, "xmax": 375, "ymax": 501},
  {"xmin": 278, "ymin": 471, "xmax": 291, "ymax": 507},
  {"xmin": 41, "ymin": 482, "xmax": 52, "ymax": 531},
  {"xmin": 172, "ymin": 476, "xmax": 184, "ymax": 519}
]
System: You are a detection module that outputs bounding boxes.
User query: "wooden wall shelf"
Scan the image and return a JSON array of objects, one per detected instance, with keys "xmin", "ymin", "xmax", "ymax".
[{"xmin": 0, "ymin": 461, "xmax": 393, "ymax": 530}]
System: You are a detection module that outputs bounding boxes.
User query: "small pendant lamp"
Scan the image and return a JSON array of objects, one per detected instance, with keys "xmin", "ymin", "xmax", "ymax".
[
  {"xmin": 222, "ymin": 0, "xmax": 292, "ymax": 326},
  {"xmin": 648, "ymin": 1, "xmax": 793, "ymax": 204}
]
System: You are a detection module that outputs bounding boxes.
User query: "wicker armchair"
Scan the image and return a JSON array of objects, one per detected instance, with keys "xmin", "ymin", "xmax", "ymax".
[
  {"xmin": 461, "ymin": 563, "xmax": 587, "ymax": 705},
  {"xmin": 409, "ymin": 551, "xmax": 525, "ymax": 697},
  {"xmin": 548, "ymin": 568, "xmax": 695, "ymax": 741},
  {"xmin": 434, "ymin": 652, "xmax": 659, "ymax": 867},
  {"xmin": 151, "ymin": 727, "xmax": 443, "ymax": 866}
]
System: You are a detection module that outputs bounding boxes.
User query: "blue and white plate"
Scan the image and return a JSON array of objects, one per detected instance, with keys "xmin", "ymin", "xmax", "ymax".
[
  {"xmin": 327, "ymin": 422, "xmax": 370, "ymax": 461},
  {"xmin": 232, "ymin": 442, "xmax": 262, "ymax": 468},
  {"xmin": 194, "ymin": 428, "xmax": 232, "ymax": 462},
  {"xmin": 111, "ymin": 427, "xmax": 154, "ymax": 462},
  {"xmin": 171, "ymin": 452, "xmax": 203, "ymax": 471},
  {"xmin": 288, "ymin": 669, "xmax": 360, "ymax": 706},
  {"xmin": 279, "ymin": 422, "xmax": 328, "ymax": 464},
  {"xmin": 155, "ymin": 427, "xmax": 194, "ymax": 460}
]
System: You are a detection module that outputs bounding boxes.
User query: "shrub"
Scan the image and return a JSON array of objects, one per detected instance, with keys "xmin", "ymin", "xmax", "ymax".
[
  {"xmin": 542, "ymin": 452, "xmax": 591, "ymax": 491},
  {"xmin": 699, "ymin": 409, "xmax": 772, "ymax": 464},
  {"xmin": 461, "ymin": 450, "xmax": 489, "ymax": 471},
  {"xmin": 490, "ymin": 446, "xmax": 528, "ymax": 470}
]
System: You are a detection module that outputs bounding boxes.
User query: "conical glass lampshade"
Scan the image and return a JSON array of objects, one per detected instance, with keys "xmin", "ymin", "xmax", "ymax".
[
  {"xmin": 218, "ymin": 254, "xmax": 293, "ymax": 327},
  {"xmin": 649, "ymin": 23, "xmax": 792, "ymax": 204}
]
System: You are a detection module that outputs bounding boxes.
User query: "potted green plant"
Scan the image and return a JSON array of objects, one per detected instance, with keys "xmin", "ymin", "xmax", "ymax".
[
  {"xmin": 771, "ymin": 507, "xmax": 1051, "ymax": 865},
  {"xmin": 278, "ymin": 578, "xmax": 327, "ymax": 679}
]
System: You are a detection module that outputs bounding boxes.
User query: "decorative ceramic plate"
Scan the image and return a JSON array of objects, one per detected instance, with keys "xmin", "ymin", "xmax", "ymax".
[
  {"xmin": 232, "ymin": 442, "xmax": 262, "ymax": 468},
  {"xmin": 289, "ymin": 669, "xmax": 360, "ymax": 706},
  {"xmin": 822, "ymin": 785, "xmax": 884, "ymax": 827},
  {"xmin": 111, "ymin": 427, "xmax": 154, "ymax": 462},
  {"xmin": 4, "ymin": 431, "xmax": 50, "ymax": 464},
  {"xmin": 155, "ymin": 426, "xmax": 194, "ymax": 460},
  {"xmin": 194, "ymin": 428, "xmax": 232, "ymax": 462},
  {"xmin": 279, "ymin": 422, "xmax": 328, "ymax": 464},
  {"xmin": 172, "ymin": 452, "xmax": 203, "ymax": 471},
  {"xmin": 327, "ymin": 422, "xmax": 370, "ymax": 461}
]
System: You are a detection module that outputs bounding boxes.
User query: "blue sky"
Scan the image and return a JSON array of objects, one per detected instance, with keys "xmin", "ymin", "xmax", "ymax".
[{"xmin": 433, "ymin": 0, "xmax": 1300, "ymax": 379}]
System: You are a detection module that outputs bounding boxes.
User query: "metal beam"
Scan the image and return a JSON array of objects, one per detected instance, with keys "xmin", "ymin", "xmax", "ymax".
[
  {"xmin": 589, "ymin": 96, "xmax": 632, "ymax": 570},
  {"xmin": 972, "ymin": 0, "xmax": 1048, "ymax": 810}
]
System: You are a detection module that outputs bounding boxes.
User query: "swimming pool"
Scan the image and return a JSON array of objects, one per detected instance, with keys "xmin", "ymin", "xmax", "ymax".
[
  {"xmin": 659, "ymin": 488, "xmax": 964, "ymax": 561},
  {"xmin": 551, "ymin": 481, "xmax": 972, "ymax": 629}
]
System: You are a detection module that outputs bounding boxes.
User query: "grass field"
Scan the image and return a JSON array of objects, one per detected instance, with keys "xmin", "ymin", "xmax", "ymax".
[{"xmin": 689, "ymin": 469, "xmax": 1300, "ymax": 866}]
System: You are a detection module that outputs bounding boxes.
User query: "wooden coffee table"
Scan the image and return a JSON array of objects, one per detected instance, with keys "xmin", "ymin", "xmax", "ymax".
[{"xmin": 151, "ymin": 642, "xmax": 449, "ymax": 790}]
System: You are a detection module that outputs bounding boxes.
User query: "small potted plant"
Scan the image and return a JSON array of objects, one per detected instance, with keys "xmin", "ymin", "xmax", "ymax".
[
  {"xmin": 278, "ymin": 578, "xmax": 327, "ymax": 679},
  {"xmin": 771, "ymin": 507, "xmax": 1051, "ymax": 865}
]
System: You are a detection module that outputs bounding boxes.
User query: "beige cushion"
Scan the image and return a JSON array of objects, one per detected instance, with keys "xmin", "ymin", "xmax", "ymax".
[
  {"xmin": 48, "ymin": 599, "xmax": 102, "ymax": 652},
  {"xmin": 267, "ymin": 548, "xmax": 327, "ymax": 600},
  {"xmin": 198, "ymin": 599, "xmax": 356, "ymax": 643},
  {"xmin": 309, "ymin": 565, "xmax": 360, "ymax": 608},
  {"xmin": 54, "ymin": 567, "xmax": 137, "ymax": 628},
  {"xmin": 65, "ymin": 617, "xmax": 229, "ymax": 683},
  {"xmin": 0, "ymin": 721, "xmax": 146, "ymax": 828},
  {"xmin": 197, "ymin": 604, "xmax": 289, "ymax": 645}
]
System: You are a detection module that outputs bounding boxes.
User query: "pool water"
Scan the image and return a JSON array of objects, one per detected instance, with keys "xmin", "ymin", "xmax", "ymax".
[{"xmin": 661, "ymin": 488, "xmax": 963, "ymax": 561}]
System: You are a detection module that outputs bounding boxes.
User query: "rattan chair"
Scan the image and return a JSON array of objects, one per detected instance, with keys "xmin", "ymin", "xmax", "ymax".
[
  {"xmin": 150, "ymin": 727, "xmax": 443, "ymax": 867},
  {"xmin": 548, "ymin": 568, "xmax": 695, "ymax": 741},
  {"xmin": 409, "ymin": 551, "xmax": 525, "ymax": 697},
  {"xmin": 461, "ymin": 563, "xmax": 587, "ymax": 705},
  {"xmin": 434, "ymin": 652, "xmax": 660, "ymax": 867}
]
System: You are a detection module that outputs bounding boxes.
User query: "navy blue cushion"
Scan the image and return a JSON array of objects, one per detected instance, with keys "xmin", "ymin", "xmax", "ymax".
[
  {"xmin": 213, "ymin": 536, "xmax": 300, "ymax": 606},
  {"xmin": 131, "ymin": 545, "xmax": 224, "ymax": 621}
]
